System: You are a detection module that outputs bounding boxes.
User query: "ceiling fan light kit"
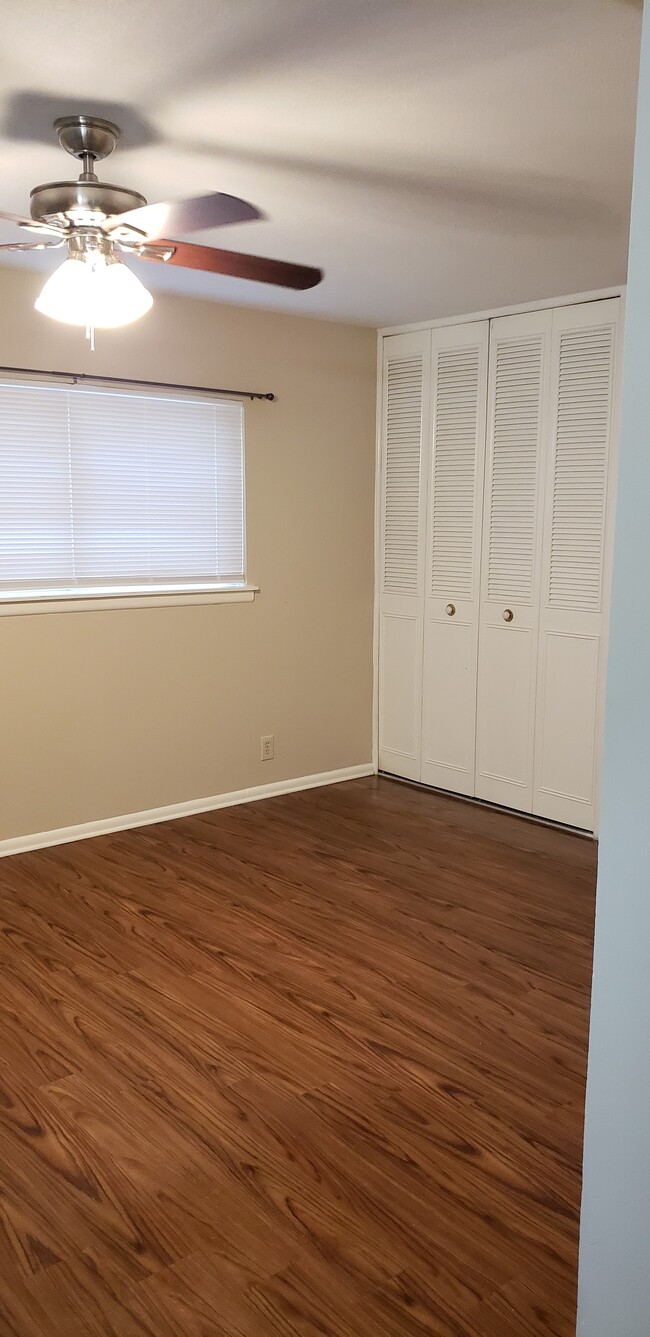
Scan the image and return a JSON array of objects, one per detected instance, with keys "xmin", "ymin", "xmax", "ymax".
[
  {"xmin": 35, "ymin": 251, "xmax": 154, "ymax": 332},
  {"xmin": 0, "ymin": 114, "xmax": 323, "ymax": 347}
]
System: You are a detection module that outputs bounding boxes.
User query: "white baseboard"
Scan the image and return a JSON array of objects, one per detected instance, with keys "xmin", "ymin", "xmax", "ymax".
[{"xmin": 0, "ymin": 763, "xmax": 376, "ymax": 860}]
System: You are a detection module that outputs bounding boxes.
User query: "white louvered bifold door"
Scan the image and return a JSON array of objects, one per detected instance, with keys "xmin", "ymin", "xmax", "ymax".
[
  {"xmin": 533, "ymin": 298, "xmax": 620, "ymax": 830},
  {"xmin": 378, "ymin": 330, "xmax": 431, "ymax": 780},
  {"xmin": 420, "ymin": 322, "xmax": 488, "ymax": 793},
  {"xmin": 475, "ymin": 309, "xmax": 552, "ymax": 810}
]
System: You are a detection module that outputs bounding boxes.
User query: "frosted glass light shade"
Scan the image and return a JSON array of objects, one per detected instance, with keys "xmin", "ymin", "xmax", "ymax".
[
  {"xmin": 35, "ymin": 255, "xmax": 153, "ymax": 328},
  {"xmin": 35, "ymin": 257, "xmax": 95, "ymax": 326},
  {"xmin": 87, "ymin": 260, "xmax": 153, "ymax": 328}
]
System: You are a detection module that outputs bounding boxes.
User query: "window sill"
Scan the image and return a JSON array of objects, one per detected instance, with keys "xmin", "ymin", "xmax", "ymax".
[{"xmin": 0, "ymin": 586, "xmax": 260, "ymax": 616}]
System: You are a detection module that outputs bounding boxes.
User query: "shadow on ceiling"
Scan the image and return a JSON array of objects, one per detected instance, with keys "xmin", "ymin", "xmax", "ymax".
[{"xmin": 1, "ymin": 87, "xmax": 625, "ymax": 240}]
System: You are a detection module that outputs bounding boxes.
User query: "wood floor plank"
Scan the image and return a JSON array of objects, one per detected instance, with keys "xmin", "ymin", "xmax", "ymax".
[
  {"xmin": 20, "ymin": 1257, "xmax": 182, "ymax": 1337},
  {"xmin": 0, "ymin": 1068, "xmax": 186, "ymax": 1287},
  {"xmin": 0, "ymin": 777, "xmax": 595, "ymax": 1334}
]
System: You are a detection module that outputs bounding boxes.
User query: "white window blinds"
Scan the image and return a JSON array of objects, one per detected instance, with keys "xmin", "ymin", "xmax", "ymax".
[{"xmin": 0, "ymin": 379, "xmax": 246, "ymax": 600}]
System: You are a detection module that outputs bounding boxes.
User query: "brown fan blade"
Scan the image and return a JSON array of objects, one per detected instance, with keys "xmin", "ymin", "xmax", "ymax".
[
  {"xmin": 106, "ymin": 192, "xmax": 262, "ymax": 240},
  {"xmin": 0, "ymin": 210, "xmax": 64, "ymax": 237},
  {"xmin": 140, "ymin": 239, "xmax": 323, "ymax": 290}
]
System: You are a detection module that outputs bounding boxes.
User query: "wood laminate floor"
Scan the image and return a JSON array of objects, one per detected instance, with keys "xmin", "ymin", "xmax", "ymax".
[{"xmin": 0, "ymin": 777, "xmax": 596, "ymax": 1336}]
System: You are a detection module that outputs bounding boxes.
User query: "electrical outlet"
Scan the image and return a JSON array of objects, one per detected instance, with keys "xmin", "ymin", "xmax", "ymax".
[{"xmin": 261, "ymin": 734, "xmax": 274, "ymax": 761}]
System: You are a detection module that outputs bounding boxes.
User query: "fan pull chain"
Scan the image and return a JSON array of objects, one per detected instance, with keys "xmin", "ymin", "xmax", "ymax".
[{"xmin": 85, "ymin": 323, "xmax": 95, "ymax": 353}]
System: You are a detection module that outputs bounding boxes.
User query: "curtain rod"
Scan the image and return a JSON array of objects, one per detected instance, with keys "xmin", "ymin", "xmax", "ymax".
[{"xmin": 0, "ymin": 365, "xmax": 275, "ymax": 402}]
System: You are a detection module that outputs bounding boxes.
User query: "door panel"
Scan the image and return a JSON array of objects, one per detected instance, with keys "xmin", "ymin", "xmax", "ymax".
[
  {"xmin": 533, "ymin": 298, "xmax": 620, "ymax": 829},
  {"xmin": 536, "ymin": 629, "xmax": 599, "ymax": 822},
  {"xmin": 422, "ymin": 614, "xmax": 475, "ymax": 780},
  {"xmin": 476, "ymin": 621, "xmax": 536, "ymax": 798},
  {"xmin": 421, "ymin": 321, "xmax": 488, "ymax": 794},
  {"xmin": 378, "ymin": 331, "xmax": 431, "ymax": 779},
  {"xmin": 378, "ymin": 605, "xmax": 423, "ymax": 777},
  {"xmin": 475, "ymin": 309, "xmax": 552, "ymax": 811}
]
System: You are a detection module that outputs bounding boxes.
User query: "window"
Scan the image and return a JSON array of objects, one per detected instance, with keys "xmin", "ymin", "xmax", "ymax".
[{"xmin": 0, "ymin": 377, "xmax": 248, "ymax": 605}]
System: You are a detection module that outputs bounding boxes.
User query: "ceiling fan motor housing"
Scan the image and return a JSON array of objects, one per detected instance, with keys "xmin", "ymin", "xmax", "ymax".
[{"xmin": 30, "ymin": 180, "xmax": 146, "ymax": 228}]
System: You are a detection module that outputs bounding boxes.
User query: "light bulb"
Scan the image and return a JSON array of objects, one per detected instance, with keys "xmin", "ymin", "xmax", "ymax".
[{"xmin": 35, "ymin": 252, "xmax": 153, "ymax": 329}]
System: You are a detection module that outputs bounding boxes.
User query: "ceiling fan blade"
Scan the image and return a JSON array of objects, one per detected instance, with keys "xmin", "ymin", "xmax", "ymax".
[
  {"xmin": 0, "ymin": 209, "xmax": 64, "ymax": 237},
  {"xmin": 107, "ymin": 192, "xmax": 262, "ymax": 241},
  {"xmin": 139, "ymin": 239, "xmax": 323, "ymax": 290},
  {"xmin": 0, "ymin": 238, "xmax": 65, "ymax": 252}
]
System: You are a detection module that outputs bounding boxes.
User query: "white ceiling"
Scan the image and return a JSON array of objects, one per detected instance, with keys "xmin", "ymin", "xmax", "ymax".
[{"xmin": 0, "ymin": 0, "xmax": 642, "ymax": 327}]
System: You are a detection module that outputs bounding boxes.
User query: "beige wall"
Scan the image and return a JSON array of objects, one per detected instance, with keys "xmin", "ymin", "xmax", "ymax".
[{"xmin": 0, "ymin": 266, "xmax": 376, "ymax": 841}]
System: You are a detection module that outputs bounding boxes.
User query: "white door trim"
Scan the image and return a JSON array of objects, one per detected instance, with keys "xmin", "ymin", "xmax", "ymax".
[{"xmin": 378, "ymin": 286, "xmax": 624, "ymax": 337}]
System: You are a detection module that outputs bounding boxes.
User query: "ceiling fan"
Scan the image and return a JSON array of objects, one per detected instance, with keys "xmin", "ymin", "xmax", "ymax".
[{"xmin": 0, "ymin": 114, "xmax": 323, "ymax": 342}]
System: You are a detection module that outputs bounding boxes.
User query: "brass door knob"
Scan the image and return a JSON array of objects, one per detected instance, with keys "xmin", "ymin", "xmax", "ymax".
[
  {"xmin": 445, "ymin": 603, "xmax": 456, "ymax": 617},
  {"xmin": 502, "ymin": 608, "xmax": 514, "ymax": 622}
]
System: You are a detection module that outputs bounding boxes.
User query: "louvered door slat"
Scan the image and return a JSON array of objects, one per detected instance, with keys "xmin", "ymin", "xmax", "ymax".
[
  {"xmin": 430, "ymin": 345, "xmax": 482, "ymax": 599},
  {"xmin": 547, "ymin": 324, "xmax": 614, "ymax": 612},
  {"xmin": 382, "ymin": 354, "xmax": 424, "ymax": 596},
  {"xmin": 487, "ymin": 336, "xmax": 544, "ymax": 603}
]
